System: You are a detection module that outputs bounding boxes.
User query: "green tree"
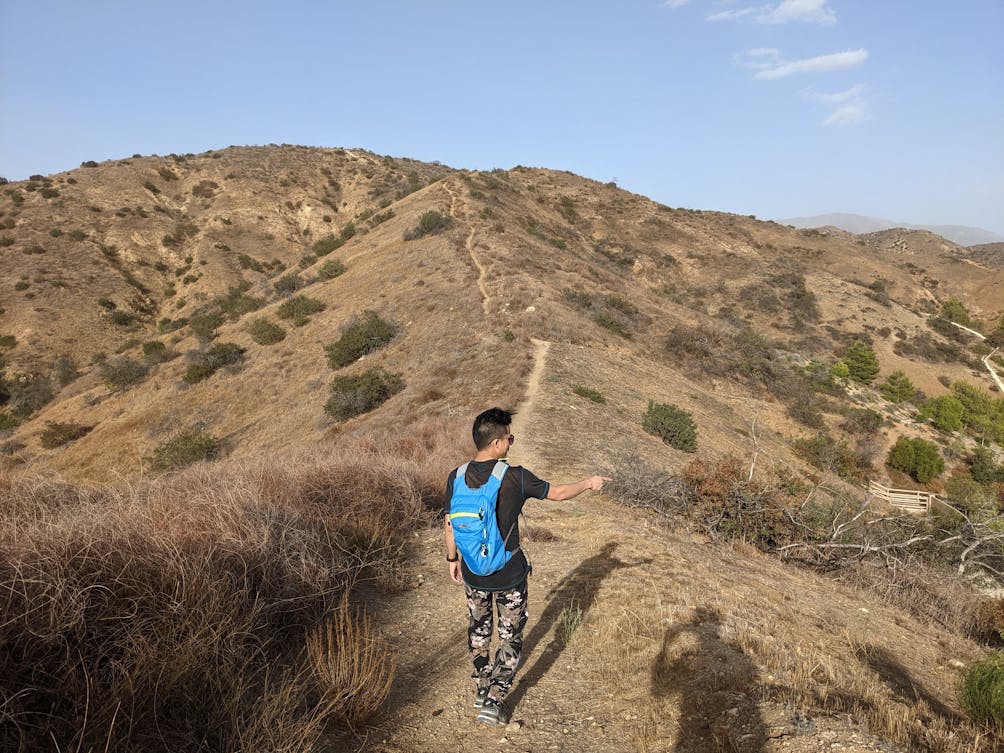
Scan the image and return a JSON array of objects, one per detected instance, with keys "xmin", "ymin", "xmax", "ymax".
[
  {"xmin": 829, "ymin": 360, "xmax": 850, "ymax": 380},
  {"xmin": 940, "ymin": 297, "xmax": 974, "ymax": 327},
  {"xmin": 879, "ymin": 370, "xmax": 916, "ymax": 403},
  {"xmin": 920, "ymin": 395, "xmax": 965, "ymax": 432},
  {"xmin": 844, "ymin": 340, "xmax": 880, "ymax": 385},
  {"xmin": 886, "ymin": 437, "xmax": 916, "ymax": 476},
  {"xmin": 971, "ymin": 446, "xmax": 1004, "ymax": 484},
  {"xmin": 886, "ymin": 436, "xmax": 945, "ymax": 483}
]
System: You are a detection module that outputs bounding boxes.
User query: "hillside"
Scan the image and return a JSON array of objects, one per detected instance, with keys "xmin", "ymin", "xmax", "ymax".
[
  {"xmin": 1, "ymin": 146, "xmax": 1001, "ymax": 483},
  {"xmin": 2, "ymin": 146, "xmax": 1003, "ymax": 751},
  {"xmin": 782, "ymin": 212, "xmax": 1004, "ymax": 246}
]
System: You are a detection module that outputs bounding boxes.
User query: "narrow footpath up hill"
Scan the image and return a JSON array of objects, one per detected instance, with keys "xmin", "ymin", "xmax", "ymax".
[{"xmin": 333, "ymin": 343, "xmax": 985, "ymax": 753}]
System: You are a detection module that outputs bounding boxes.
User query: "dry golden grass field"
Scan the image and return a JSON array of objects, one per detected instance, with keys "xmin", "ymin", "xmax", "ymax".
[{"xmin": 1, "ymin": 146, "xmax": 1003, "ymax": 752}]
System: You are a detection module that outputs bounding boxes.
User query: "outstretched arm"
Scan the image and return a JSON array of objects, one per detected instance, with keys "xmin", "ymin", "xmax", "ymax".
[{"xmin": 546, "ymin": 475, "xmax": 612, "ymax": 501}]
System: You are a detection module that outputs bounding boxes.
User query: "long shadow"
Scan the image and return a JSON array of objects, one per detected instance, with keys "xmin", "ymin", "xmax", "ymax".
[
  {"xmin": 651, "ymin": 606, "xmax": 767, "ymax": 753},
  {"xmin": 855, "ymin": 643, "xmax": 963, "ymax": 724},
  {"xmin": 505, "ymin": 542, "xmax": 644, "ymax": 711}
]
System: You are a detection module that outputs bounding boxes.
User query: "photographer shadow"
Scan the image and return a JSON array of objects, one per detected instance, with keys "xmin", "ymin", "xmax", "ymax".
[
  {"xmin": 651, "ymin": 606, "xmax": 767, "ymax": 753},
  {"xmin": 507, "ymin": 542, "xmax": 645, "ymax": 711}
]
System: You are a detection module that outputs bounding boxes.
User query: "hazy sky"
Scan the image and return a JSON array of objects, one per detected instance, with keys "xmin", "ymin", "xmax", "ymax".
[{"xmin": 2, "ymin": 1, "xmax": 1002, "ymax": 233}]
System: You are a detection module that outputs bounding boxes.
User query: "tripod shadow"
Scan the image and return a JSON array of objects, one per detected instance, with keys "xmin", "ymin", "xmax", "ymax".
[
  {"xmin": 651, "ymin": 606, "xmax": 767, "ymax": 753},
  {"xmin": 506, "ymin": 542, "xmax": 645, "ymax": 711}
]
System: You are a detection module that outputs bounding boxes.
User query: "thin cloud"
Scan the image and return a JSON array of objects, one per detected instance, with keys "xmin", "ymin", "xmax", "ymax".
[
  {"xmin": 825, "ymin": 102, "xmax": 869, "ymax": 126},
  {"xmin": 761, "ymin": 0, "xmax": 836, "ymax": 25},
  {"xmin": 663, "ymin": 0, "xmax": 693, "ymax": 7},
  {"xmin": 704, "ymin": 0, "xmax": 836, "ymax": 25},
  {"xmin": 707, "ymin": 6, "xmax": 762, "ymax": 21},
  {"xmin": 738, "ymin": 48, "xmax": 869, "ymax": 79},
  {"xmin": 805, "ymin": 84, "xmax": 865, "ymax": 105}
]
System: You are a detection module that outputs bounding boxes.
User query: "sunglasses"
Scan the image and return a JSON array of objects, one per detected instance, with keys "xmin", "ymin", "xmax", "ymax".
[{"xmin": 496, "ymin": 434, "xmax": 515, "ymax": 445}]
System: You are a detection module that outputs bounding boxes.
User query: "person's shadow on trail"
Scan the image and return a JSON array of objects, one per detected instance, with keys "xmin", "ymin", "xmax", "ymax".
[
  {"xmin": 506, "ymin": 542, "xmax": 645, "ymax": 711},
  {"xmin": 651, "ymin": 606, "xmax": 768, "ymax": 753}
]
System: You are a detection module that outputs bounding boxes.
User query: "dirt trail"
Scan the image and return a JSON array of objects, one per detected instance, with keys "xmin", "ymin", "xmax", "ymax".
[
  {"xmin": 332, "ymin": 338, "xmax": 925, "ymax": 753},
  {"xmin": 443, "ymin": 180, "xmax": 491, "ymax": 315},
  {"xmin": 508, "ymin": 338, "xmax": 550, "ymax": 471}
]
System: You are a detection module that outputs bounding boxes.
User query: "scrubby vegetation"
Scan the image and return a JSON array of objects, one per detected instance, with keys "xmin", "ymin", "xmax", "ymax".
[
  {"xmin": 642, "ymin": 401, "xmax": 697, "ymax": 452},
  {"xmin": 886, "ymin": 436, "xmax": 946, "ymax": 483},
  {"xmin": 324, "ymin": 367, "xmax": 404, "ymax": 421},
  {"xmin": 146, "ymin": 428, "xmax": 220, "ymax": 471},
  {"xmin": 247, "ymin": 317, "xmax": 286, "ymax": 345},
  {"xmin": 404, "ymin": 210, "xmax": 451, "ymax": 240},
  {"xmin": 572, "ymin": 385, "xmax": 605, "ymax": 403},
  {"xmin": 184, "ymin": 343, "xmax": 246, "ymax": 384},
  {"xmin": 0, "ymin": 433, "xmax": 456, "ymax": 751},
  {"xmin": 39, "ymin": 421, "xmax": 93, "ymax": 448},
  {"xmin": 277, "ymin": 295, "xmax": 325, "ymax": 327},
  {"xmin": 324, "ymin": 311, "xmax": 398, "ymax": 369}
]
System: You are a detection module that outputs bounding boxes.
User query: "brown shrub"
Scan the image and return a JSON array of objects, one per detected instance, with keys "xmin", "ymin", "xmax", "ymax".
[{"xmin": 0, "ymin": 439, "xmax": 445, "ymax": 752}]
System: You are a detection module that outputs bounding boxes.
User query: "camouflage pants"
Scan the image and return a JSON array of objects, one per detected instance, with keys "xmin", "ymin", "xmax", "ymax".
[{"xmin": 465, "ymin": 579, "xmax": 528, "ymax": 703}]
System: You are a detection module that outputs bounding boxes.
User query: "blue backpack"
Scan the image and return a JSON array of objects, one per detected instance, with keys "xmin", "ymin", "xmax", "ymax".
[{"xmin": 448, "ymin": 460, "xmax": 516, "ymax": 576}]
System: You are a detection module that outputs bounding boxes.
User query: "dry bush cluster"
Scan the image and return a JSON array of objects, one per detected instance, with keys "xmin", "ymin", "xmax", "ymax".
[
  {"xmin": 607, "ymin": 452, "xmax": 1004, "ymax": 646},
  {"xmin": 0, "ymin": 429, "xmax": 460, "ymax": 752}
]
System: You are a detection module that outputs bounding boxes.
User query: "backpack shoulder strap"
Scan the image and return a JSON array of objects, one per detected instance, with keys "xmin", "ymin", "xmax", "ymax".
[
  {"xmin": 455, "ymin": 462, "xmax": 470, "ymax": 485},
  {"xmin": 491, "ymin": 460, "xmax": 509, "ymax": 481}
]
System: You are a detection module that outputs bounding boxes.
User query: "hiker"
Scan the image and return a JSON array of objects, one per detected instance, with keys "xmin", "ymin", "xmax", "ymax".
[{"xmin": 443, "ymin": 407, "xmax": 611, "ymax": 725}]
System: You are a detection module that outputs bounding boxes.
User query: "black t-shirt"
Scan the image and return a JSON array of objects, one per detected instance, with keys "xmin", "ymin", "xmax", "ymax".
[{"xmin": 443, "ymin": 460, "xmax": 549, "ymax": 591}]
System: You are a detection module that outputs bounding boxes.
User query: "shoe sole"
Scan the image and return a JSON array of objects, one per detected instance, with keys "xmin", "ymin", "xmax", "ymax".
[{"xmin": 476, "ymin": 707, "xmax": 500, "ymax": 724}]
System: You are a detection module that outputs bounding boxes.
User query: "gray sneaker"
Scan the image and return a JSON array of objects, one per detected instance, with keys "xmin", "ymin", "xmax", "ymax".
[
  {"xmin": 473, "ymin": 686, "xmax": 489, "ymax": 708},
  {"xmin": 476, "ymin": 699, "xmax": 510, "ymax": 725}
]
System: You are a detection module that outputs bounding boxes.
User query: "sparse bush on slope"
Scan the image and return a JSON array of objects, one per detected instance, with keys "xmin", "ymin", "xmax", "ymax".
[{"xmin": 324, "ymin": 311, "xmax": 398, "ymax": 369}]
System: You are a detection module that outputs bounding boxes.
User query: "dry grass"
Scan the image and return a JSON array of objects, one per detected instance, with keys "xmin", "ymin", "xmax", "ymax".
[
  {"xmin": 0, "ymin": 423, "xmax": 463, "ymax": 752},
  {"xmin": 568, "ymin": 530, "xmax": 991, "ymax": 753}
]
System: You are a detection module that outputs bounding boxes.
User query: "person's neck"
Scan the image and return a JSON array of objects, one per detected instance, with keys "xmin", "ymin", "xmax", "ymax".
[{"xmin": 473, "ymin": 450, "xmax": 506, "ymax": 463}]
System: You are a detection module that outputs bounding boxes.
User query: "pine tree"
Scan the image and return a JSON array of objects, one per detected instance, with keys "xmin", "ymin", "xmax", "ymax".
[
  {"xmin": 879, "ymin": 369, "xmax": 916, "ymax": 403},
  {"xmin": 844, "ymin": 340, "xmax": 880, "ymax": 385}
]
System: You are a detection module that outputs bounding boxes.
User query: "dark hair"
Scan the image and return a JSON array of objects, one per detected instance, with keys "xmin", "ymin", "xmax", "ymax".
[{"xmin": 473, "ymin": 407, "xmax": 515, "ymax": 450}]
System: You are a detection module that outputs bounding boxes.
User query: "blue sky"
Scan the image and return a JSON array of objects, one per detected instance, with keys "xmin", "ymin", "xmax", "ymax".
[{"xmin": 1, "ymin": 1, "xmax": 1002, "ymax": 233}]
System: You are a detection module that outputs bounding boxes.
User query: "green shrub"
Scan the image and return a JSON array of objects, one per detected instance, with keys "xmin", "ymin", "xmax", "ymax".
[
  {"xmin": 0, "ymin": 411, "xmax": 17, "ymax": 432},
  {"xmin": 110, "ymin": 310, "xmax": 135, "ymax": 326},
  {"xmin": 324, "ymin": 367, "xmax": 404, "ymax": 420},
  {"xmin": 312, "ymin": 222, "xmax": 356, "ymax": 256},
  {"xmin": 0, "ymin": 335, "xmax": 15, "ymax": 349},
  {"xmin": 879, "ymin": 370, "xmax": 917, "ymax": 403},
  {"xmin": 971, "ymin": 446, "xmax": 1004, "ymax": 484},
  {"xmin": 247, "ymin": 317, "xmax": 286, "ymax": 345},
  {"xmin": 919, "ymin": 395, "xmax": 965, "ymax": 433},
  {"xmin": 100, "ymin": 357, "xmax": 150, "ymax": 390},
  {"xmin": 960, "ymin": 655, "xmax": 1004, "ymax": 726},
  {"xmin": 886, "ymin": 436, "xmax": 945, "ymax": 483},
  {"xmin": 189, "ymin": 310, "xmax": 224, "ymax": 341},
  {"xmin": 53, "ymin": 354, "xmax": 81, "ymax": 386},
  {"xmin": 40, "ymin": 421, "xmax": 93, "ymax": 449},
  {"xmin": 276, "ymin": 295, "xmax": 325, "ymax": 326},
  {"xmin": 216, "ymin": 283, "xmax": 263, "ymax": 318},
  {"xmin": 572, "ymin": 386, "xmax": 606, "ymax": 404},
  {"xmin": 404, "ymin": 211, "xmax": 452, "ymax": 240},
  {"xmin": 183, "ymin": 343, "xmax": 246, "ymax": 384},
  {"xmin": 940, "ymin": 298, "xmax": 976, "ymax": 328},
  {"xmin": 844, "ymin": 339, "xmax": 880, "ymax": 385},
  {"xmin": 146, "ymin": 429, "xmax": 219, "ymax": 472},
  {"xmin": 317, "ymin": 258, "xmax": 346, "ymax": 280},
  {"xmin": 642, "ymin": 401, "xmax": 697, "ymax": 452},
  {"xmin": 142, "ymin": 340, "xmax": 175, "ymax": 363},
  {"xmin": 324, "ymin": 311, "xmax": 398, "ymax": 369},
  {"xmin": 273, "ymin": 273, "xmax": 304, "ymax": 296}
]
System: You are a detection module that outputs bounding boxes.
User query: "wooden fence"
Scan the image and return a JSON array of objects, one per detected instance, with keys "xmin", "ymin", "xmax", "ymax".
[{"xmin": 867, "ymin": 480, "xmax": 941, "ymax": 513}]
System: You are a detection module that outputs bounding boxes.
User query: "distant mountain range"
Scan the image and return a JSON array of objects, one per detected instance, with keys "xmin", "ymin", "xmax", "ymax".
[{"xmin": 780, "ymin": 213, "xmax": 1004, "ymax": 246}]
